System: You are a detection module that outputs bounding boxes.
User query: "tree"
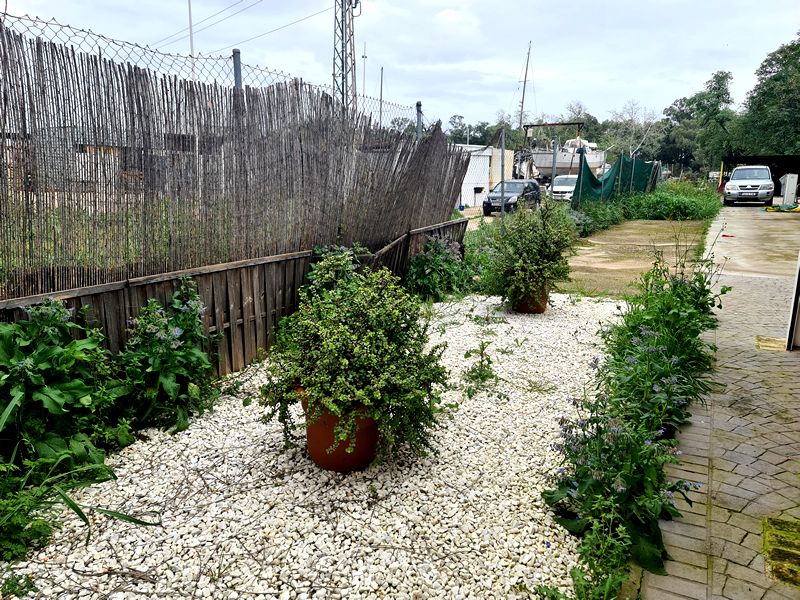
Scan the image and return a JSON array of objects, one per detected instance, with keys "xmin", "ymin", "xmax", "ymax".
[
  {"xmin": 739, "ymin": 33, "xmax": 800, "ymax": 154},
  {"xmin": 603, "ymin": 100, "xmax": 664, "ymax": 160},
  {"xmin": 446, "ymin": 115, "xmax": 468, "ymax": 143},
  {"xmin": 388, "ymin": 117, "xmax": 416, "ymax": 137},
  {"xmin": 655, "ymin": 71, "xmax": 739, "ymax": 170}
]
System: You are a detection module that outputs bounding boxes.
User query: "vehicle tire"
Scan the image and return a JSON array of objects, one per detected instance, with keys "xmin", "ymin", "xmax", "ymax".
[
  {"xmin": 765, "ymin": 197, "xmax": 773, "ymax": 207},
  {"xmin": 482, "ymin": 206, "xmax": 492, "ymax": 217},
  {"xmin": 723, "ymin": 199, "xmax": 733, "ymax": 206}
]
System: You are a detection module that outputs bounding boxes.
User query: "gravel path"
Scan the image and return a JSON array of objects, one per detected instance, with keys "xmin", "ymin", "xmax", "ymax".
[{"xmin": 5, "ymin": 294, "xmax": 618, "ymax": 600}]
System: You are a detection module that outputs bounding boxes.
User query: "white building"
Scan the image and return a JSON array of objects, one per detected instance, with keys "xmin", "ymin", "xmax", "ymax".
[{"xmin": 454, "ymin": 144, "xmax": 514, "ymax": 207}]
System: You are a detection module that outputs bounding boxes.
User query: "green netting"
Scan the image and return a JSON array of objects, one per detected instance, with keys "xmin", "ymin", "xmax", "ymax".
[{"xmin": 571, "ymin": 154, "xmax": 660, "ymax": 208}]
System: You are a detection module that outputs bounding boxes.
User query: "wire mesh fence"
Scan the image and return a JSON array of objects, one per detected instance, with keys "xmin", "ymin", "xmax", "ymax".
[
  {"xmin": 0, "ymin": 11, "xmax": 464, "ymax": 301},
  {"xmin": 0, "ymin": 12, "xmax": 416, "ymax": 124}
]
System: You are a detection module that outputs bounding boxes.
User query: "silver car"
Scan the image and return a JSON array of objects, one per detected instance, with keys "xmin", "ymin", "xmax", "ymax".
[{"xmin": 723, "ymin": 165, "xmax": 774, "ymax": 206}]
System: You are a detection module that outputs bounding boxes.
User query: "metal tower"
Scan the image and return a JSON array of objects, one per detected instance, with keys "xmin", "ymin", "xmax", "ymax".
[{"xmin": 333, "ymin": 0, "xmax": 359, "ymax": 113}]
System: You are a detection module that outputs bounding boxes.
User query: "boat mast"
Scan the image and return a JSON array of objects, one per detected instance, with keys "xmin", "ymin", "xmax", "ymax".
[{"xmin": 519, "ymin": 41, "xmax": 531, "ymax": 129}]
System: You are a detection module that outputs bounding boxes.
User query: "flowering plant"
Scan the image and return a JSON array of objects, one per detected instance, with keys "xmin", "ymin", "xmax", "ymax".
[{"xmin": 117, "ymin": 277, "xmax": 217, "ymax": 431}]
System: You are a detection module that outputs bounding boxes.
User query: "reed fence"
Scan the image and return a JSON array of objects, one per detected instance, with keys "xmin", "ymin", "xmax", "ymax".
[{"xmin": 0, "ymin": 13, "xmax": 468, "ymax": 301}]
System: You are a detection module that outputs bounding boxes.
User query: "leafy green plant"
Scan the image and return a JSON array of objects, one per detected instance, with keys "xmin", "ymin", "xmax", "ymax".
[
  {"xmin": 462, "ymin": 341, "xmax": 497, "ymax": 399},
  {"xmin": 1, "ymin": 572, "xmax": 38, "ymax": 597},
  {"xmin": 116, "ymin": 277, "xmax": 217, "ymax": 432},
  {"xmin": 543, "ymin": 252, "xmax": 726, "ymax": 595},
  {"xmin": 405, "ymin": 237, "xmax": 470, "ymax": 302},
  {"xmin": 484, "ymin": 199, "xmax": 577, "ymax": 310},
  {"xmin": 0, "ymin": 300, "xmax": 123, "ymax": 470},
  {"xmin": 462, "ymin": 218, "xmax": 499, "ymax": 292},
  {"xmin": 258, "ymin": 247, "xmax": 450, "ymax": 461}
]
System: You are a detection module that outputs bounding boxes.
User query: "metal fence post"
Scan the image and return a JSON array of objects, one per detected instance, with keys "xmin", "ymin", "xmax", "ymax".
[
  {"xmin": 416, "ymin": 101, "xmax": 422, "ymax": 140},
  {"xmin": 232, "ymin": 48, "xmax": 242, "ymax": 89}
]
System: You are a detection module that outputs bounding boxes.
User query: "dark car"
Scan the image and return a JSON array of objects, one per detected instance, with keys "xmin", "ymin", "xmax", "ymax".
[{"xmin": 482, "ymin": 179, "xmax": 540, "ymax": 216}]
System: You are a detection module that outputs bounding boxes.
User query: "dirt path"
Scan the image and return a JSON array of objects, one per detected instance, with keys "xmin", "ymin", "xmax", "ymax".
[{"xmin": 562, "ymin": 220, "xmax": 708, "ymax": 297}]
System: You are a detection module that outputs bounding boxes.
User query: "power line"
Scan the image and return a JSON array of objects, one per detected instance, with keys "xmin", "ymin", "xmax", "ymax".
[
  {"xmin": 157, "ymin": 0, "xmax": 265, "ymax": 49},
  {"xmin": 210, "ymin": 6, "xmax": 334, "ymax": 54},
  {"xmin": 151, "ymin": 0, "xmax": 247, "ymax": 46}
]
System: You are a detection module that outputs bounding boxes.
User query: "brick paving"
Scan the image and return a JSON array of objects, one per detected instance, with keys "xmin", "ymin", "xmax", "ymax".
[{"xmin": 638, "ymin": 208, "xmax": 800, "ymax": 600}]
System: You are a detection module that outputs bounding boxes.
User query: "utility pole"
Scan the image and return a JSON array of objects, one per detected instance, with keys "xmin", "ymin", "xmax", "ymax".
[
  {"xmin": 519, "ymin": 41, "xmax": 531, "ymax": 129},
  {"xmin": 378, "ymin": 67, "xmax": 383, "ymax": 127},
  {"xmin": 416, "ymin": 101, "xmax": 423, "ymax": 140},
  {"xmin": 333, "ymin": 0, "xmax": 359, "ymax": 113},
  {"xmin": 500, "ymin": 128, "xmax": 506, "ymax": 217},
  {"xmin": 361, "ymin": 42, "xmax": 367, "ymax": 98}
]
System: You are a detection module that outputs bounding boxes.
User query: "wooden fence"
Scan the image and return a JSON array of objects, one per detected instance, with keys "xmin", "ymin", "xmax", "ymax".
[{"xmin": 0, "ymin": 218, "xmax": 468, "ymax": 375}]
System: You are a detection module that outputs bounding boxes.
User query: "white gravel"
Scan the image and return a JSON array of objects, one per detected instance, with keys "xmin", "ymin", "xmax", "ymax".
[{"xmin": 4, "ymin": 293, "xmax": 619, "ymax": 600}]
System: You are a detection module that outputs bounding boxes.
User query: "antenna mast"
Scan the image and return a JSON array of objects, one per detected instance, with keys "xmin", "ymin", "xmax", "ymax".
[
  {"xmin": 519, "ymin": 41, "xmax": 531, "ymax": 129},
  {"xmin": 333, "ymin": 0, "xmax": 360, "ymax": 113}
]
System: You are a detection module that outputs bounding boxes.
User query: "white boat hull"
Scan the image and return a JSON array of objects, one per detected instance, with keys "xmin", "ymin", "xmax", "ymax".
[{"xmin": 529, "ymin": 151, "xmax": 605, "ymax": 176}]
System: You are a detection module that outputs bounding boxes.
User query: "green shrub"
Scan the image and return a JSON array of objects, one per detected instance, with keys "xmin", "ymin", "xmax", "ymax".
[
  {"xmin": 260, "ymin": 248, "xmax": 449, "ymax": 461},
  {"xmin": 543, "ymin": 253, "xmax": 727, "ymax": 593},
  {"xmin": 624, "ymin": 181, "xmax": 721, "ymax": 221},
  {"xmin": 484, "ymin": 200, "xmax": 577, "ymax": 309},
  {"xmin": 462, "ymin": 218, "xmax": 499, "ymax": 292},
  {"xmin": 116, "ymin": 277, "xmax": 217, "ymax": 432},
  {"xmin": 0, "ymin": 300, "xmax": 123, "ymax": 471},
  {"xmin": 405, "ymin": 237, "xmax": 469, "ymax": 302}
]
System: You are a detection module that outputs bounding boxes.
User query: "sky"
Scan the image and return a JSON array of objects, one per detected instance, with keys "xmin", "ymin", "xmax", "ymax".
[{"xmin": 6, "ymin": 0, "xmax": 800, "ymax": 131}]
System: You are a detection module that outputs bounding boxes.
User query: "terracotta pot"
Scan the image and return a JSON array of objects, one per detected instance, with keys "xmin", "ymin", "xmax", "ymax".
[
  {"xmin": 513, "ymin": 290, "xmax": 549, "ymax": 314},
  {"xmin": 302, "ymin": 397, "xmax": 378, "ymax": 472}
]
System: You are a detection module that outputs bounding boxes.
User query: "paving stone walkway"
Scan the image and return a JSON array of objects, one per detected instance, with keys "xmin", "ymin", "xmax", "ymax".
[{"xmin": 639, "ymin": 208, "xmax": 800, "ymax": 600}]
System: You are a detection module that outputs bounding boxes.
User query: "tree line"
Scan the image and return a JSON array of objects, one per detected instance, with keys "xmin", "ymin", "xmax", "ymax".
[{"xmin": 431, "ymin": 32, "xmax": 799, "ymax": 174}]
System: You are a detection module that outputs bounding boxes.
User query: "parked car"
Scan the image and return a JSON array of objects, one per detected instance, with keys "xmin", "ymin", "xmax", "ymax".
[
  {"xmin": 548, "ymin": 175, "xmax": 578, "ymax": 201},
  {"xmin": 723, "ymin": 165, "xmax": 774, "ymax": 206},
  {"xmin": 483, "ymin": 179, "xmax": 540, "ymax": 216}
]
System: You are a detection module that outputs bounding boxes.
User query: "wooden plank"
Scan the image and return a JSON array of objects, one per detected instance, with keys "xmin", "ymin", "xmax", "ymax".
[
  {"xmin": 264, "ymin": 261, "xmax": 277, "ymax": 349},
  {"xmin": 102, "ymin": 292, "xmax": 122, "ymax": 354},
  {"xmin": 227, "ymin": 268, "xmax": 244, "ymax": 372},
  {"xmin": 196, "ymin": 273, "xmax": 215, "ymax": 339},
  {"xmin": 0, "ymin": 280, "xmax": 128, "ymax": 310},
  {"xmin": 252, "ymin": 263, "xmax": 266, "ymax": 351},
  {"xmin": 211, "ymin": 271, "xmax": 231, "ymax": 375},
  {"xmin": 240, "ymin": 266, "xmax": 256, "ymax": 366},
  {"xmin": 127, "ymin": 250, "xmax": 313, "ymax": 286}
]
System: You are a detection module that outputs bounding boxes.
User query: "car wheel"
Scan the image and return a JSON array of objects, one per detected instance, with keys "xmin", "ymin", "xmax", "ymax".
[
  {"xmin": 723, "ymin": 199, "xmax": 733, "ymax": 206},
  {"xmin": 482, "ymin": 206, "xmax": 492, "ymax": 217},
  {"xmin": 765, "ymin": 197, "xmax": 773, "ymax": 207}
]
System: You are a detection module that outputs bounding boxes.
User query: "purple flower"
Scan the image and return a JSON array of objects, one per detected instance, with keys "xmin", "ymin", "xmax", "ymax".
[
  {"xmin": 545, "ymin": 541, "xmax": 552, "ymax": 549},
  {"xmin": 652, "ymin": 384, "xmax": 662, "ymax": 393},
  {"xmin": 625, "ymin": 357, "xmax": 637, "ymax": 365},
  {"xmin": 644, "ymin": 439, "xmax": 653, "ymax": 446},
  {"xmin": 657, "ymin": 428, "xmax": 665, "ymax": 436}
]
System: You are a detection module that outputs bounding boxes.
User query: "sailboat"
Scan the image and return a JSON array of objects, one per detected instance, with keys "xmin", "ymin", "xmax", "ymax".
[{"xmin": 520, "ymin": 135, "xmax": 606, "ymax": 178}]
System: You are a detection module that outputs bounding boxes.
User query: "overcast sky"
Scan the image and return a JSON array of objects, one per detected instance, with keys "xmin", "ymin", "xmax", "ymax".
[{"xmin": 7, "ymin": 1, "xmax": 800, "ymax": 130}]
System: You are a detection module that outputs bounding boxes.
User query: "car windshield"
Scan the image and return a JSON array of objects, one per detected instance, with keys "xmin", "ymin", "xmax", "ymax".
[
  {"xmin": 492, "ymin": 181, "xmax": 527, "ymax": 193},
  {"xmin": 731, "ymin": 168, "xmax": 770, "ymax": 180},
  {"xmin": 553, "ymin": 176, "xmax": 577, "ymax": 186}
]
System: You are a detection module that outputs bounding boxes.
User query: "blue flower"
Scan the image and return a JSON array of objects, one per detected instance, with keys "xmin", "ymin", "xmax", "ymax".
[
  {"xmin": 589, "ymin": 356, "xmax": 600, "ymax": 370},
  {"xmin": 171, "ymin": 326, "xmax": 184, "ymax": 338},
  {"xmin": 625, "ymin": 357, "xmax": 637, "ymax": 365},
  {"xmin": 545, "ymin": 541, "xmax": 552, "ymax": 548},
  {"xmin": 657, "ymin": 428, "xmax": 665, "ymax": 437},
  {"xmin": 644, "ymin": 439, "xmax": 653, "ymax": 446},
  {"xmin": 652, "ymin": 384, "xmax": 662, "ymax": 393}
]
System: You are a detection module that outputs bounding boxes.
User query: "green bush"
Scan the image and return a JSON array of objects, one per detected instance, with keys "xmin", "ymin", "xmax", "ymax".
[
  {"xmin": 624, "ymin": 181, "xmax": 721, "ymax": 221},
  {"xmin": 484, "ymin": 200, "xmax": 577, "ymax": 309},
  {"xmin": 116, "ymin": 277, "xmax": 218, "ymax": 432},
  {"xmin": 260, "ymin": 248, "xmax": 449, "ymax": 461},
  {"xmin": 571, "ymin": 181, "xmax": 721, "ymax": 238},
  {"xmin": 462, "ymin": 218, "xmax": 499, "ymax": 293},
  {"xmin": 0, "ymin": 300, "xmax": 124, "ymax": 471},
  {"xmin": 0, "ymin": 277, "xmax": 216, "ymax": 560},
  {"xmin": 542, "ymin": 253, "xmax": 727, "ymax": 595},
  {"xmin": 405, "ymin": 237, "xmax": 470, "ymax": 302}
]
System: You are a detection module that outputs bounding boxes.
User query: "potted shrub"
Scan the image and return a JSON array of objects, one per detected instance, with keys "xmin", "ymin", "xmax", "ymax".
[
  {"xmin": 485, "ymin": 199, "xmax": 577, "ymax": 313},
  {"xmin": 258, "ymin": 247, "xmax": 449, "ymax": 472}
]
